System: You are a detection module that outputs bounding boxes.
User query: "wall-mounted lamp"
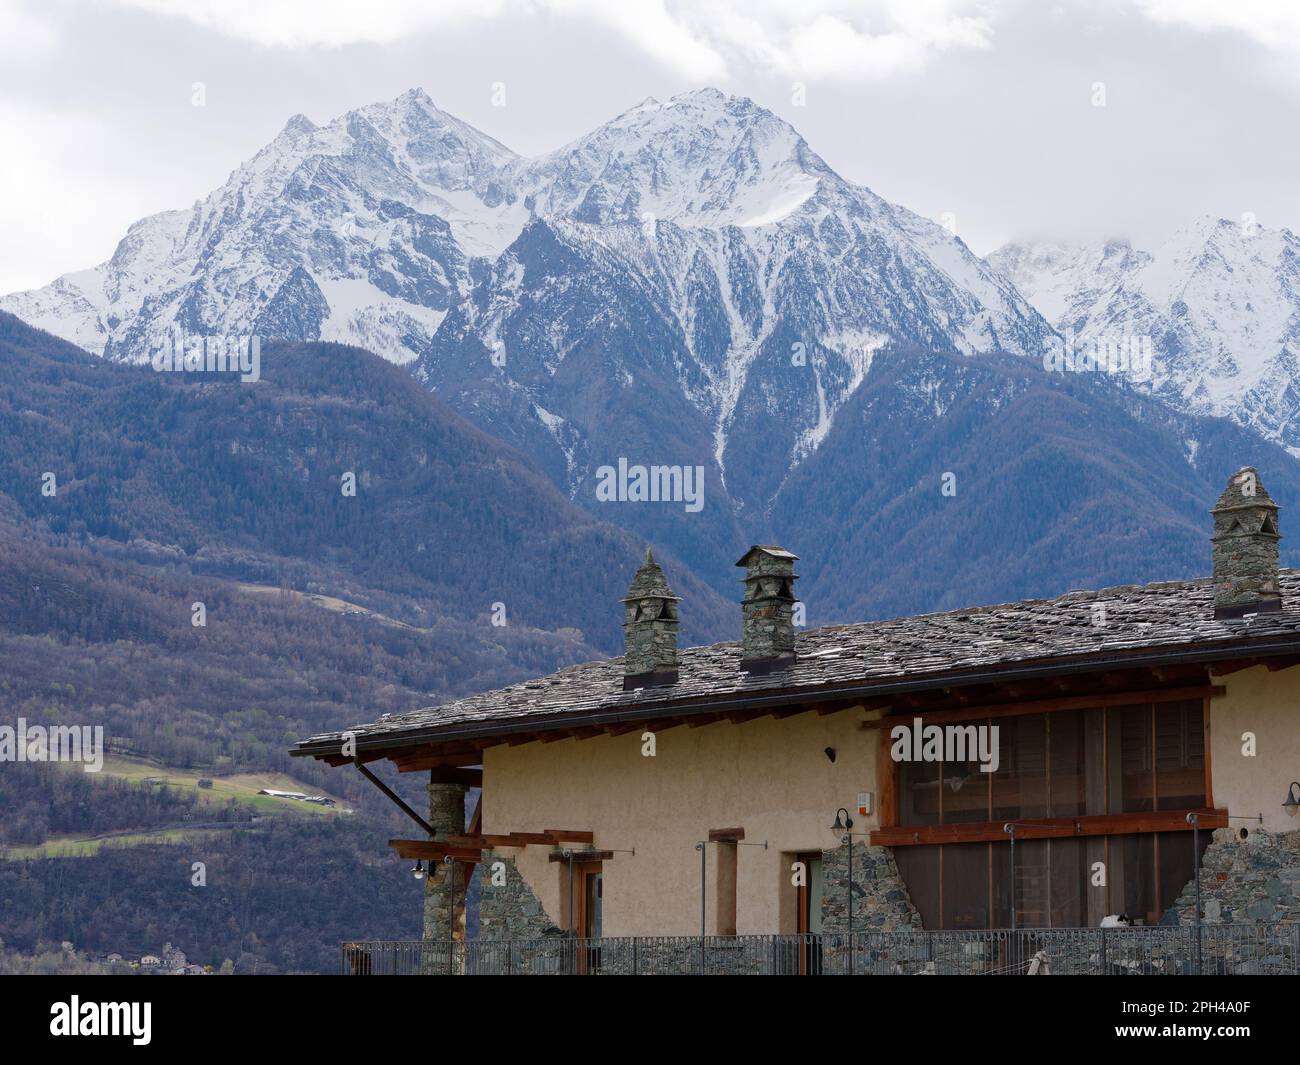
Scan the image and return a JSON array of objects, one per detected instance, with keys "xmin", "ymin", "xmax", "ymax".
[
  {"xmin": 1284, "ymin": 782, "xmax": 1300, "ymax": 816},
  {"xmin": 411, "ymin": 860, "xmax": 425, "ymax": 880}
]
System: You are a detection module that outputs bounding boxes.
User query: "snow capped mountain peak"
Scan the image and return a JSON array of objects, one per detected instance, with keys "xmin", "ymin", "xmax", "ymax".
[
  {"xmin": 2, "ymin": 86, "xmax": 1051, "ymax": 417},
  {"xmin": 521, "ymin": 87, "xmax": 829, "ymax": 229},
  {"xmin": 991, "ymin": 215, "xmax": 1300, "ymax": 450},
  {"xmin": 280, "ymin": 113, "xmax": 318, "ymax": 138},
  {"xmin": 1, "ymin": 85, "xmax": 1072, "ymax": 577},
  {"xmin": 987, "ymin": 236, "xmax": 1150, "ymax": 325},
  {"xmin": 398, "ymin": 85, "xmax": 434, "ymax": 105}
]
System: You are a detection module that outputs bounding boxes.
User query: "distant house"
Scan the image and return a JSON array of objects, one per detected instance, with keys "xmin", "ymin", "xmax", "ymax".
[
  {"xmin": 139, "ymin": 955, "xmax": 161, "ymax": 968},
  {"xmin": 105, "ymin": 952, "xmax": 123, "ymax": 964},
  {"xmin": 293, "ymin": 467, "xmax": 1300, "ymax": 961},
  {"xmin": 258, "ymin": 788, "xmax": 336, "ymax": 807}
]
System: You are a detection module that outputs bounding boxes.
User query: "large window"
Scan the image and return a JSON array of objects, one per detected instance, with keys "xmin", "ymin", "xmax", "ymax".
[{"xmin": 889, "ymin": 699, "xmax": 1210, "ymax": 928}]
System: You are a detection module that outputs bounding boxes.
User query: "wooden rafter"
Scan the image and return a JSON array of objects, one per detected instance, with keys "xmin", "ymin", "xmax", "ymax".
[
  {"xmin": 391, "ymin": 745, "xmax": 485, "ymax": 772},
  {"xmin": 1212, "ymin": 655, "xmax": 1300, "ymax": 675},
  {"xmin": 601, "ymin": 721, "xmax": 645, "ymax": 736}
]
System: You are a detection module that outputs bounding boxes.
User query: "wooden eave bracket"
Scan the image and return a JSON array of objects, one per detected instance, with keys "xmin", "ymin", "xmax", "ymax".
[{"xmin": 354, "ymin": 760, "xmax": 434, "ymax": 836}]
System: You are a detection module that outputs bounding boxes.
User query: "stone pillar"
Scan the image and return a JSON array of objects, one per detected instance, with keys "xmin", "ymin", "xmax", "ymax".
[{"xmin": 421, "ymin": 780, "xmax": 468, "ymax": 943}]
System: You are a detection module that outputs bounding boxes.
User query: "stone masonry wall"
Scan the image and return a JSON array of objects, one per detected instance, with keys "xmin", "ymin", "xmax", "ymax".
[
  {"xmin": 475, "ymin": 840, "xmax": 923, "ymax": 941},
  {"xmin": 477, "ymin": 851, "xmax": 565, "ymax": 941},
  {"xmin": 1167, "ymin": 827, "xmax": 1300, "ymax": 925},
  {"xmin": 821, "ymin": 841, "xmax": 922, "ymax": 935}
]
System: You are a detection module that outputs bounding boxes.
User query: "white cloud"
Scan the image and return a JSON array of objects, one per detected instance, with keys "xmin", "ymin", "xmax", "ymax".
[
  {"xmin": 547, "ymin": 0, "xmax": 729, "ymax": 82},
  {"xmin": 0, "ymin": 0, "xmax": 58, "ymax": 59},
  {"xmin": 687, "ymin": 0, "xmax": 997, "ymax": 80},
  {"xmin": 108, "ymin": 0, "xmax": 998, "ymax": 81},
  {"xmin": 110, "ymin": 0, "xmax": 509, "ymax": 50},
  {"xmin": 1134, "ymin": 0, "xmax": 1300, "ymax": 63}
]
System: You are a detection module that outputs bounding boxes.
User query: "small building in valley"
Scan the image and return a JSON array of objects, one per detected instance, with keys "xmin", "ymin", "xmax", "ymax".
[{"xmin": 292, "ymin": 467, "xmax": 1300, "ymax": 962}]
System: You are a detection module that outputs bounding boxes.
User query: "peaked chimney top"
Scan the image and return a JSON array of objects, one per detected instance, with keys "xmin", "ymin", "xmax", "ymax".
[
  {"xmin": 1211, "ymin": 466, "xmax": 1282, "ymax": 619},
  {"xmin": 623, "ymin": 547, "xmax": 678, "ymax": 601},
  {"xmin": 737, "ymin": 545, "xmax": 799, "ymax": 673},
  {"xmin": 622, "ymin": 547, "xmax": 680, "ymax": 689},
  {"xmin": 736, "ymin": 545, "xmax": 799, "ymax": 566}
]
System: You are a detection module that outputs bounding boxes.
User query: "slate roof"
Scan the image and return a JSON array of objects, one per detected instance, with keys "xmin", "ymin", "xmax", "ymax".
[{"xmin": 292, "ymin": 570, "xmax": 1300, "ymax": 759}]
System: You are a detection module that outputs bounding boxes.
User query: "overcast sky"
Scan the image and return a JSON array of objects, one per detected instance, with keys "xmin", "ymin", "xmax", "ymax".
[{"xmin": 2, "ymin": 0, "xmax": 1299, "ymax": 294}]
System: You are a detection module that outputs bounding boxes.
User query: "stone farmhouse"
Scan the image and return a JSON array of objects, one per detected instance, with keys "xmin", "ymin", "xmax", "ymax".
[{"xmin": 292, "ymin": 467, "xmax": 1300, "ymax": 972}]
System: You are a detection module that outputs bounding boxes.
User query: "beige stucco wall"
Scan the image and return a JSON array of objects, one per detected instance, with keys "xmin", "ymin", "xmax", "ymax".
[
  {"xmin": 482, "ymin": 709, "xmax": 879, "ymax": 937},
  {"xmin": 1211, "ymin": 665, "xmax": 1300, "ymax": 832},
  {"xmin": 481, "ymin": 666, "xmax": 1300, "ymax": 936}
]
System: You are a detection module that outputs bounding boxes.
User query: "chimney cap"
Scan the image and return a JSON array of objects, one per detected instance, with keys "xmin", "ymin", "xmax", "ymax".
[
  {"xmin": 736, "ymin": 544, "xmax": 799, "ymax": 567},
  {"xmin": 621, "ymin": 546, "xmax": 680, "ymax": 603},
  {"xmin": 1212, "ymin": 466, "xmax": 1278, "ymax": 516}
]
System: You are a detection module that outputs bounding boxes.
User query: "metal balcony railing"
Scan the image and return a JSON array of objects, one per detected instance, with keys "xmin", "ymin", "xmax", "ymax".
[{"xmin": 342, "ymin": 923, "xmax": 1300, "ymax": 975}]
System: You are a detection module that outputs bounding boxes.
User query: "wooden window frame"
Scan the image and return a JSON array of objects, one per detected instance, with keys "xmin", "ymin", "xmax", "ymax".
[{"xmin": 871, "ymin": 692, "xmax": 1224, "ymax": 847}]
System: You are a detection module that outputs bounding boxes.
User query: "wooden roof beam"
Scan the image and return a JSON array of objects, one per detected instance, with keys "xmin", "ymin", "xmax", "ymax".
[
  {"xmin": 391, "ymin": 745, "xmax": 485, "ymax": 772},
  {"xmin": 545, "ymin": 829, "xmax": 595, "ymax": 843},
  {"xmin": 390, "ymin": 838, "xmax": 483, "ymax": 862}
]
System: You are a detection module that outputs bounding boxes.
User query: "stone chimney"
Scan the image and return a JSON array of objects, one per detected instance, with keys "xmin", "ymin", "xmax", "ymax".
[
  {"xmin": 1211, "ymin": 466, "xmax": 1282, "ymax": 619},
  {"xmin": 622, "ymin": 548, "xmax": 680, "ymax": 689},
  {"xmin": 737, "ymin": 545, "xmax": 799, "ymax": 672}
]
